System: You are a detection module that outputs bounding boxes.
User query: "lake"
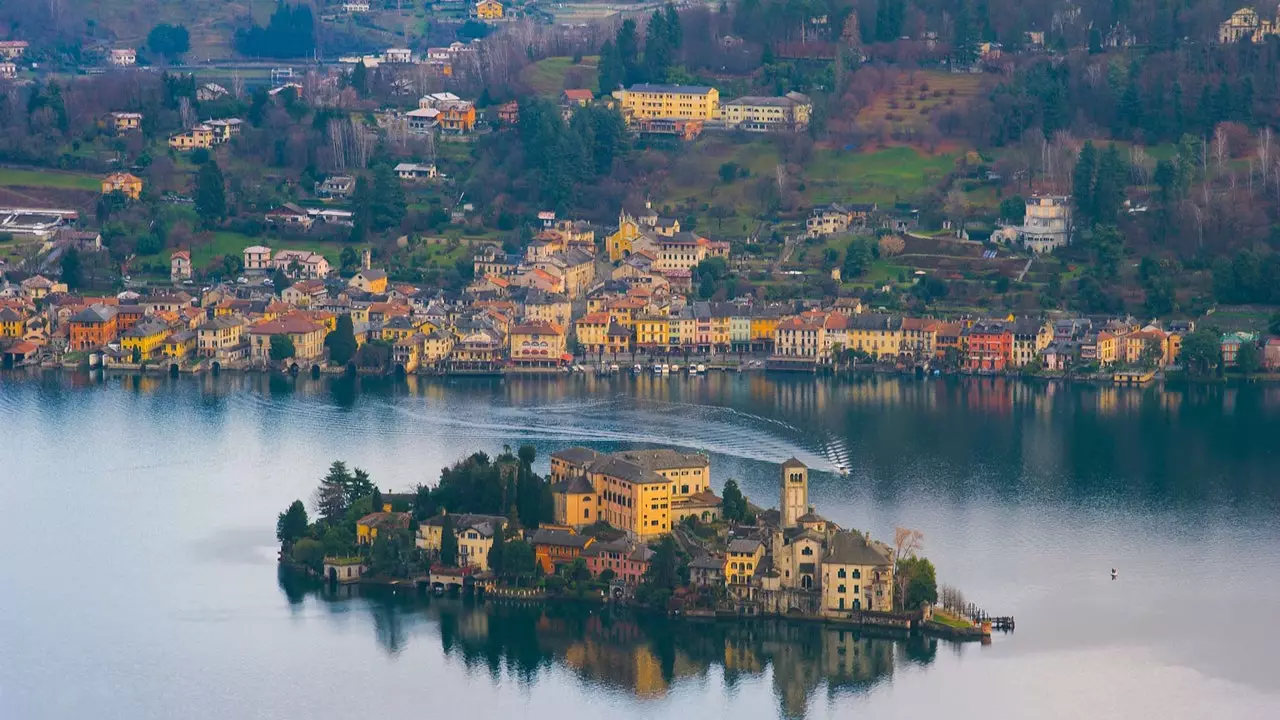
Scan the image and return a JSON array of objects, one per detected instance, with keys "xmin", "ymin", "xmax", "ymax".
[{"xmin": 1, "ymin": 370, "xmax": 1278, "ymax": 719}]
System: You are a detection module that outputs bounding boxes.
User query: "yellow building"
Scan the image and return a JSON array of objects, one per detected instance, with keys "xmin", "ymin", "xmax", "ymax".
[
  {"xmin": 168, "ymin": 125, "xmax": 215, "ymax": 150},
  {"xmin": 617, "ymin": 84, "xmax": 720, "ymax": 121},
  {"xmin": 607, "ymin": 212, "xmax": 644, "ymax": 262},
  {"xmin": 416, "ymin": 513, "xmax": 507, "ymax": 570},
  {"xmin": 1096, "ymin": 331, "xmax": 1119, "ymax": 366},
  {"xmin": 381, "ymin": 316, "xmax": 432, "ymax": 343},
  {"xmin": 107, "ymin": 112, "xmax": 142, "ymax": 132},
  {"xmin": 634, "ymin": 315, "xmax": 669, "ymax": 350},
  {"xmin": 820, "ymin": 531, "xmax": 895, "ymax": 613},
  {"xmin": 197, "ymin": 316, "xmax": 246, "ymax": 357},
  {"xmin": 575, "ymin": 312, "xmax": 611, "ymax": 354},
  {"xmin": 550, "ymin": 448, "xmax": 711, "ymax": 539},
  {"xmin": 473, "ymin": 0, "xmax": 503, "ymax": 20},
  {"xmin": 247, "ymin": 315, "xmax": 327, "ymax": 362},
  {"xmin": 162, "ymin": 330, "xmax": 196, "ymax": 360},
  {"xmin": 0, "ymin": 307, "xmax": 26, "ymax": 338},
  {"xmin": 101, "ymin": 172, "xmax": 143, "ymax": 200},
  {"xmin": 725, "ymin": 538, "xmax": 764, "ymax": 585},
  {"xmin": 422, "ymin": 330, "xmax": 455, "ymax": 365},
  {"xmin": 846, "ymin": 314, "xmax": 903, "ymax": 360},
  {"xmin": 509, "ymin": 321, "xmax": 567, "ymax": 365},
  {"xmin": 356, "ymin": 512, "xmax": 411, "ymax": 545},
  {"xmin": 121, "ymin": 319, "xmax": 171, "ymax": 359},
  {"xmin": 349, "ymin": 269, "xmax": 389, "ymax": 294}
]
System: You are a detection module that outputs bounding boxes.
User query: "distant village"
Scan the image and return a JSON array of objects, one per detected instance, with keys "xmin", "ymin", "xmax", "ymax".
[{"xmin": 2, "ymin": 199, "xmax": 1278, "ymax": 378}]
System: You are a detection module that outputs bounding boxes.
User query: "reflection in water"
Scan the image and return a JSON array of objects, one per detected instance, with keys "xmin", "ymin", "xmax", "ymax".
[{"xmin": 280, "ymin": 572, "xmax": 932, "ymax": 719}]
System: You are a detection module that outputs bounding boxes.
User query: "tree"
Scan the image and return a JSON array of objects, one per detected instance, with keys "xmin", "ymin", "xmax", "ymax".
[
  {"xmin": 234, "ymin": 3, "xmax": 316, "ymax": 59},
  {"xmin": 719, "ymin": 162, "xmax": 740, "ymax": 183},
  {"xmin": 952, "ymin": 0, "xmax": 979, "ymax": 67},
  {"xmin": 271, "ymin": 268, "xmax": 290, "ymax": 295},
  {"xmin": 843, "ymin": 238, "xmax": 874, "ymax": 279},
  {"xmin": 269, "ymin": 334, "xmax": 296, "ymax": 363},
  {"xmin": 315, "ymin": 462, "xmax": 352, "ymax": 523},
  {"xmin": 893, "ymin": 527, "xmax": 923, "ymax": 563},
  {"xmin": 1093, "ymin": 144, "xmax": 1128, "ymax": 223},
  {"xmin": 60, "ymin": 246, "xmax": 84, "ymax": 290},
  {"xmin": 147, "ymin": 24, "xmax": 190, "ymax": 61},
  {"xmin": 194, "ymin": 160, "xmax": 227, "ymax": 228},
  {"xmin": 504, "ymin": 539, "xmax": 537, "ymax": 583},
  {"xmin": 517, "ymin": 444, "xmax": 536, "ymax": 468},
  {"xmin": 370, "ymin": 164, "xmax": 406, "ymax": 231},
  {"xmin": 898, "ymin": 556, "xmax": 938, "ymax": 610},
  {"xmin": 1269, "ymin": 313, "xmax": 1280, "ymax": 337},
  {"xmin": 349, "ymin": 61, "xmax": 369, "ymax": 97},
  {"xmin": 1073, "ymin": 141, "xmax": 1098, "ymax": 224},
  {"xmin": 346, "ymin": 468, "xmax": 375, "ymax": 505},
  {"xmin": 999, "ymin": 194, "xmax": 1025, "ymax": 222},
  {"xmin": 645, "ymin": 535, "xmax": 680, "ymax": 590},
  {"xmin": 488, "ymin": 528, "xmax": 507, "ymax": 576},
  {"xmin": 598, "ymin": 39, "xmax": 623, "ymax": 94},
  {"xmin": 290, "ymin": 538, "xmax": 325, "ymax": 572},
  {"xmin": 721, "ymin": 478, "xmax": 748, "ymax": 523},
  {"xmin": 1237, "ymin": 341, "xmax": 1261, "ymax": 376},
  {"xmin": 1180, "ymin": 329, "xmax": 1221, "ymax": 377},
  {"xmin": 370, "ymin": 486, "xmax": 383, "ymax": 514},
  {"xmin": 439, "ymin": 514, "xmax": 458, "ymax": 566},
  {"xmin": 325, "ymin": 315, "xmax": 358, "ymax": 365},
  {"xmin": 276, "ymin": 499, "xmax": 309, "ymax": 548},
  {"xmin": 568, "ymin": 557, "xmax": 592, "ymax": 583}
]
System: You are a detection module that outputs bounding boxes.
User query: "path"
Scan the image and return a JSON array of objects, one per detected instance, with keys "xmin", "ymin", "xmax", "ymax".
[{"xmin": 1016, "ymin": 256, "xmax": 1034, "ymax": 282}]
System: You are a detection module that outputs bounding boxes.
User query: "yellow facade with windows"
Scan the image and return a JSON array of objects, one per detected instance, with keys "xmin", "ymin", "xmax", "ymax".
[
  {"xmin": 617, "ymin": 84, "xmax": 720, "ymax": 121},
  {"xmin": 634, "ymin": 316, "xmax": 669, "ymax": 349},
  {"xmin": 725, "ymin": 540, "xmax": 764, "ymax": 586}
]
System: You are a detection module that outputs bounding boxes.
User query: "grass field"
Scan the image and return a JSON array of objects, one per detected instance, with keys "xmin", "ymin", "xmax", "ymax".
[
  {"xmin": 520, "ymin": 56, "xmax": 599, "ymax": 97},
  {"xmin": 855, "ymin": 70, "xmax": 985, "ymax": 136},
  {"xmin": 135, "ymin": 231, "xmax": 342, "ymax": 272},
  {"xmin": 0, "ymin": 169, "xmax": 101, "ymax": 192}
]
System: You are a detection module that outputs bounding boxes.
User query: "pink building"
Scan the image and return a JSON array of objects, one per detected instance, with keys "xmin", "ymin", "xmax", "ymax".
[{"xmin": 583, "ymin": 540, "xmax": 653, "ymax": 586}]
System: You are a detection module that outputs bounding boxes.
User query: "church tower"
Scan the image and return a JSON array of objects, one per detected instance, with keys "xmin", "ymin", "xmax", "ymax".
[{"xmin": 780, "ymin": 458, "xmax": 808, "ymax": 529}]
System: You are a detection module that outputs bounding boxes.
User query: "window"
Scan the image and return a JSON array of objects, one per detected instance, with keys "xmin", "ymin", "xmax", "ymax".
[
  {"xmin": 838, "ymin": 584, "xmax": 846, "ymax": 593},
  {"xmin": 583, "ymin": 508, "xmax": 589, "ymax": 519},
  {"xmin": 852, "ymin": 569, "xmax": 861, "ymax": 579},
  {"xmin": 801, "ymin": 546, "xmax": 813, "ymax": 556},
  {"xmin": 837, "ymin": 568, "xmax": 846, "ymax": 579},
  {"xmin": 853, "ymin": 585, "xmax": 859, "ymax": 595}
]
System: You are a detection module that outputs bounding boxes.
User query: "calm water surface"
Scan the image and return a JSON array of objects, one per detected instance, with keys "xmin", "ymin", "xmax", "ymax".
[{"xmin": 1, "ymin": 371, "xmax": 1279, "ymax": 719}]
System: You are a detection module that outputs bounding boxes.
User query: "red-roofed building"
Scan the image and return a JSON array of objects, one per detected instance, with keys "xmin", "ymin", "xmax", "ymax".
[
  {"xmin": 963, "ymin": 320, "xmax": 1012, "ymax": 372},
  {"xmin": 509, "ymin": 321, "xmax": 567, "ymax": 366},
  {"xmin": 247, "ymin": 314, "xmax": 326, "ymax": 362}
]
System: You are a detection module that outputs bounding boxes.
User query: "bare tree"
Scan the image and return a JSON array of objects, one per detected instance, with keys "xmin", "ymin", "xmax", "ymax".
[{"xmin": 894, "ymin": 527, "xmax": 923, "ymax": 563}]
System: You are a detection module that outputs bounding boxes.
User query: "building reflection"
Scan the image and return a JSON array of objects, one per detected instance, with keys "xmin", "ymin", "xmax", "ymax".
[{"xmin": 281, "ymin": 571, "xmax": 926, "ymax": 719}]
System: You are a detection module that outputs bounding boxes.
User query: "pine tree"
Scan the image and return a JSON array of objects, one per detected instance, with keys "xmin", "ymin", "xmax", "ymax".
[
  {"xmin": 1073, "ymin": 141, "xmax": 1098, "ymax": 224},
  {"xmin": 194, "ymin": 160, "xmax": 227, "ymax": 228},
  {"xmin": 664, "ymin": 3, "xmax": 682, "ymax": 50},
  {"xmin": 325, "ymin": 314, "xmax": 358, "ymax": 365},
  {"xmin": 597, "ymin": 39, "xmax": 623, "ymax": 93},
  {"xmin": 1093, "ymin": 144, "xmax": 1128, "ymax": 223},
  {"xmin": 314, "ymin": 462, "xmax": 351, "ymax": 524},
  {"xmin": 439, "ymin": 514, "xmax": 458, "ymax": 566}
]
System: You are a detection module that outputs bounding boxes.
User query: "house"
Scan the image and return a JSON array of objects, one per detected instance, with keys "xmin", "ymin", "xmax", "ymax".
[
  {"xmin": 394, "ymin": 163, "xmax": 438, "ymax": 181},
  {"xmin": 508, "ymin": 321, "xmax": 567, "ymax": 366},
  {"xmin": 197, "ymin": 316, "xmax": 246, "ymax": 357},
  {"xmin": 247, "ymin": 314, "xmax": 327, "ymax": 362},
  {"xmin": 416, "ymin": 513, "xmax": 509, "ymax": 570},
  {"xmin": 726, "ymin": 538, "xmax": 765, "ymax": 586},
  {"xmin": 821, "ymin": 531, "xmax": 894, "ymax": 614},
  {"xmin": 616, "ymin": 84, "xmax": 720, "ymax": 121},
  {"xmin": 168, "ymin": 125, "xmax": 214, "ymax": 150},
  {"xmin": 1221, "ymin": 331, "xmax": 1258, "ymax": 367},
  {"xmin": 560, "ymin": 88, "xmax": 594, "ymax": 108},
  {"xmin": 170, "ymin": 250, "xmax": 192, "ymax": 283},
  {"xmin": 342, "ymin": 1, "xmax": 371, "ymax": 12},
  {"xmin": 495, "ymin": 100, "xmax": 519, "ymax": 125},
  {"xmin": 101, "ymin": 172, "xmax": 143, "ymax": 200},
  {"xmin": 583, "ymin": 539, "xmax": 653, "ymax": 586},
  {"xmin": 19, "ymin": 275, "xmax": 65, "ymax": 300},
  {"xmin": 717, "ymin": 92, "xmax": 812, "ymax": 132},
  {"xmin": 196, "ymin": 83, "xmax": 228, "ymax": 102},
  {"xmin": 121, "ymin": 318, "xmax": 171, "ymax": 360},
  {"xmin": 805, "ymin": 204, "xmax": 854, "ymax": 238},
  {"xmin": 282, "ymin": 279, "xmax": 328, "ymax": 307},
  {"xmin": 530, "ymin": 528, "xmax": 594, "ymax": 574},
  {"xmin": 1020, "ymin": 195, "xmax": 1072, "ymax": 253},
  {"xmin": 419, "ymin": 93, "xmax": 476, "ymax": 133},
  {"xmin": 69, "ymin": 304, "xmax": 119, "ymax": 350},
  {"xmin": 405, "ymin": 107, "xmax": 440, "ymax": 133},
  {"xmin": 689, "ymin": 554, "xmax": 726, "ymax": 587},
  {"xmin": 243, "ymin": 245, "xmax": 273, "ymax": 273},
  {"xmin": 349, "ymin": 269, "xmax": 389, "ymax": 294},
  {"xmin": 109, "ymin": 48, "xmax": 136, "ymax": 66},
  {"xmin": 356, "ymin": 511, "xmax": 411, "ymax": 545},
  {"xmin": 0, "ymin": 62, "xmax": 15, "ymax": 80},
  {"xmin": 473, "ymin": 0, "xmax": 504, "ymax": 20},
  {"xmin": 315, "ymin": 175, "xmax": 356, "ymax": 199},
  {"xmin": 205, "ymin": 118, "xmax": 243, "ymax": 143},
  {"xmin": 1010, "ymin": 317, "xmax": 1052, "ymax": 368},
  {"xmin": 0, "ymin": 307, "xmax": 25, "ymax": 338},
  {"xmin": 106, "ymin": 112, "xmax": 143, "ymax": 133},
  {"xmin": 0, "ymin": 40, "xmax": 29, "ymax": 60},
  {"xmin": 383, "ymin": 47, "xmax": 413, "ymax": 63},
  {"xmin": 963, "ymin": 320, "xmax": 1013, "ymax": 371},
  {"xmin": 324, "ymin": 556, "xmax": 366, "ymax": 584},
  {"xmin": 1219, "ymin": 7, "xmax": 1280, "ymax": 43},
  {"xmin": 265, "ymin": 203, "xmax": 314, "ymax": 230}
]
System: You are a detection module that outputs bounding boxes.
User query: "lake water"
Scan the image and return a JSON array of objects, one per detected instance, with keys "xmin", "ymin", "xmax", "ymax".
[{"xmin": 1, "ymin": 371, "xmax": 1279, "ymax": 719}]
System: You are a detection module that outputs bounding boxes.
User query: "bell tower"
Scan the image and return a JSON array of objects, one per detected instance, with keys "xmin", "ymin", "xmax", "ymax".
[{"xmin": 780, "ymin": 458, "xmax": 808, "ymax": 529}]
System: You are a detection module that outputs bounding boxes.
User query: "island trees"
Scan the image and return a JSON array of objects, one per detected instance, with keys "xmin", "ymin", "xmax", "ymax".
[
  {"xmin": 269, "ymin": 335, "xmax": 296, "ymax": 363},
  {"xmin": 325, "ymin": 315, "xmax": 358, "ymax": 366},
  {"xmin": 893, "ymin": 527, "xmax": 938, "ymax": 611},
  {"xmin": 721, "ymin": 479, "xmax": 749, "ymax": 523},
  {"xmin": 276, "ymin": 500, "xmax": 309, "ymax": 549}
]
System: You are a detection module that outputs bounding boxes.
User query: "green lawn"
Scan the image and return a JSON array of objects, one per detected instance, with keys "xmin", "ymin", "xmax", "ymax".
[
  {"xmin": 135, "ymin": 231, "xmax": 344, "ymax": 272},
  {"xmin": 0, "ymin": 168, "xmax": 101, "ymax": 192},
  {"xmin": 932, "ymin": 609, "xmax": 973, "ymax": 630},
  {"xmin": 520, "ymin": 56, "xmax": 599, "ymax": 97},
  {"xmin": 804, "ymin": 146, "xmax": 955, "ymax": 205}
]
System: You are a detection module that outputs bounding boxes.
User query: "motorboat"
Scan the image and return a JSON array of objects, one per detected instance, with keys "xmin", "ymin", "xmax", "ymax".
[
  {"xmin": 696, "ymin": 364, "xmax": 707, "ymax": 374},
  {"xmin": 670, "ymin": 364, "xmax": 681, "ymax": 373}
]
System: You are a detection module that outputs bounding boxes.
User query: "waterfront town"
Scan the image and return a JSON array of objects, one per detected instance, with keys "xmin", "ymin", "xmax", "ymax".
[
  {"xmin": 1, "ymin": 209, "xmax": 1275, "ymax": 380},
  {"xmin": 280, "ymin": 445, "xmax": 977, "ymax": 634}
]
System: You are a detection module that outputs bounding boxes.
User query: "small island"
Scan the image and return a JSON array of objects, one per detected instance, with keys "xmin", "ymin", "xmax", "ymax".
[{"xmin": 277, "ymin": 445, "xmax": 1001, "ymax": 638}]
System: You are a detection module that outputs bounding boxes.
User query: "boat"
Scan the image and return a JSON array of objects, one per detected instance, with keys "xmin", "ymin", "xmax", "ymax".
[
  {"xmin": 633, "ymin": 364, "xmax": 642, "ymax": 373},
  {"xmin": 696, "ymin": 364, "xmax": 707, "ymax": 374},
  {"xmin": 660, "ymin": 364, "xmax": 670, "ymax": 374},
  {"xmin": 609, "ymin": 363, "xmax": 619, "ymax": 372},
  {"xmin": 670, "ymin": 364, "xmax": 681, "ymax": 373},
  {"xmin": 652, "ymin": 363, "xmax": 663, "ymax": 373}
]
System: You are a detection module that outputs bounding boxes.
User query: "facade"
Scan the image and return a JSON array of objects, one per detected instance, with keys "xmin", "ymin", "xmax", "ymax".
[
  {"xmin": 0, "ymin": 40, "xmax": 28, "ymax": 60},
  {"xmin": 726, "ymin": 539, "xmax": 765, "ymax": 586},
  {"xmin": 780, "ymin": 459, "xmax": 809, "ymax": 529},
  {"xmin": 170, "ymin": 250, "xmax": 192, "ymax": 283},
  {"xmin": 247, "ymin": 315, "xmax": 326, "ymax": 362},
  {"xmin": 107, "ymin": 112, "xmax": 143, "ymax": 132},
  {"xmin": 168, "ymin": 125, "xmax": 214, "ymax": 150},
  {"xmin": 69, "ymin": 305, "xmax": 119, "ymax": 351},
  {"xmin": 530, "ymin": 528, "xmax": 594, "ymax": 574},
  {"xmin": 243, "ymin": 245, "xmax": 273, "ymax": 272},
  {"xmin": 1010, "ymin": 318, "xmax": 1053, "ymax": 368},
  {"xmin": 1021, "ymin": 195, "xmax": 1072, "ymax": 253},
  {"xmin": 806, "ymin": 205, "xmax": 854, "ymax": 238},
  {"xmin": 820, "ymin": 531, "xmax": 895, "ymax": 613},
  {"xmin": 963, "ymin": 320, "xmax": 1013, "ymax": 372},
  {"xmin": 394, "ymin": 162, "xmax": 438, "ymax": 180},
  {"xmin": 349, "ymin": 270, "xmax": 389, "ymax": 294},
  {"xmin": 583, "ymin": 540, "xmax": 653, "ymax": 586},
  {"xmin": 420, "ymin": 93, "xmax": 476, "ymax": 132},
  {"xmin": 197, "ymin": 316, "xmax": 246, "ymax": 357},
  {"xmin": 1219, "ymin": 7, "xmax": 1280, "ymax": 43},
  {"xmin": 121, "ymin": 318, "xmax": 170, "ymax": 359},
  {"xmin": 356, "ymin": 511, "xmax": 411, "ymax": 545},
  {"xmin": 473, "ymin": 0, "xmax": 504, "ymax": 20},
  {"xmin": 273, "ymin": 250, "xmax": 330, "ymax": 279},
  {"xmin": 101, "ymin": 172, "xmax": 143, "ymax": 199},
  {"xmin": 508, "ymin": 321, "xmax": 567, "ymax": 366},
  {"xmin": 717, "ymin": 92, "xmax": 812, "ymax": 132},
  {"xmin": 109, "ymin": 48, "xmax": 137, "ymax": 66},
  {"xmin": 617, "ymin": 84, "xmax": 721, "ymax": 121},
  {"xmin": 265, "ymin": 203, "xmax": 314, "ymax": 230}
]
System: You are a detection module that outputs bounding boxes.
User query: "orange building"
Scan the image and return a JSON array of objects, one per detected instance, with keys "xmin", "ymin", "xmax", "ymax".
[
  {"xmin": 963, "ymin": 320, "xmax": 1012, "ymax": 372},
  {"xmin": 102, "ymin": 172, "xmax": 143, "ymax": 200},
  {"xmin": 530, "ymin": 528, "xmax": 594, "ymax": 574},
  {"xmin": 69, "ymin": 304, "xmax": 119, "ymax": 351}
]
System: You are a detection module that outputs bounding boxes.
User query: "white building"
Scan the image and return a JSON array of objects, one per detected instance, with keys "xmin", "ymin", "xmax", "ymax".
[
  {"xmin": 243, "ymin": 245, "xmax": 273, "ymax": 273},
  {"xmin": 1020, "ymin": 195, "xmax": 1072, "ymax": 253},
  {"xmin": 395, "ymin": 163, "xmax": 438, "ymax": 181},
  {"xmin": 384, "ymin": 48, "xmax": 413, "ymax": 64},
  {"xmin": 109, "ymin": 48, "xmax": 137, "ymax": 67}
]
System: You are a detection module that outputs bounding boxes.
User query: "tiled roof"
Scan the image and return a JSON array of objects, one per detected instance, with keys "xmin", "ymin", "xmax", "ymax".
[{"xmin": 823, "ymin": 531, "xmax": 892, "ymax": 566}]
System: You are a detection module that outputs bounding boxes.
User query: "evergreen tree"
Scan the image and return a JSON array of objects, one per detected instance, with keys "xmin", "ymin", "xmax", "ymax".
[
  {"xmin": 276, "ymin": 500, "xmax": 309, "ymax": 547},
  {"xmin": 269, "ymin": 334, "xmax": 295, "ymax": 362},
  {"xmin": 315, "ymin": 462, "xmax": 352, "ymax": 524},
  {"xmin": 953, "ymin": 0, "xmax": 979, "ymax": 67},
  {"xmin": 439, "ymin": 514, "xmax": 458, "ymax": 566},
  {"xmin": 721, "ymin": 479, "xmax": 747, "ymax": 522},
  {"xmin": 60, "ymin": 246, "xmax": 84, "ymax": 290},
  {"xmin": 1073, "ymin": 141, "xmax": 1098, "ymax": 224},
  {"xmin": 488, "ymin": 529, "xmax": 507, "ymax": 576},
  {"xmin": 645, "ymin": 9, "xmax": 673, "ymax": 83},
  {"xmin": 598, "ymin": 39, "xmax": 623, "ymax": 93},
  {"xmin": 325, "ymin": 314, "xmax": 358, "ymax": 365},
  {"xmin": 350, "ymin": 61, "xmax": 369, "ymax": 97},
  {"xmin": 664, "ymin": 3, "xmax": 682, "ymax": 51},
  {"xmin": 615, "ymin": 19, "xmax": 642, "ymax": 85},
  {"xmin": 370, "ymin": 164, "xmax": 406, "ymax": 232},
  {"xmin": 195, "ymin": 160, "xmax": 227, "ymax": 228},
  {"xmin": 1093, "ymin": 144, "xmax": 1128, "ymax": 223}
]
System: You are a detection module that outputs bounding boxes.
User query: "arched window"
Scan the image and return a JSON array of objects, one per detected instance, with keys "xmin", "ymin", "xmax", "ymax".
[
  {"xmin": 837, "ymin": 568, "xmax": 846, "ymax": 579},
  {"xmin": 801, "ymin": 546, "xmax": 813, "ymax": 556},
  {"xmin": 852, "ymin": 569, "xmax": 861, "ymax": 579},
  {"xmin": 838, "ymin": 584, "xmax": 846, "ymax": 594}
]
